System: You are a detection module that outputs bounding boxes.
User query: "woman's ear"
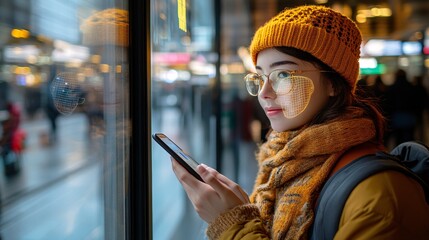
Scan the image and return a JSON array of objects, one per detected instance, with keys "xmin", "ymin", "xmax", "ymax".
[
  {"xmin": 328, "ymin": 83, "xmax": 335, "ymax": 96},
  {"xmin": 326, "ymin": 80, "xmax": 335, "ymax": 97}
]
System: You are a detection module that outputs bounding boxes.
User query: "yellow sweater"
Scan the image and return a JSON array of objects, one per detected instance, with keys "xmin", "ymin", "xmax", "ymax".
[{"xmin": 206, "ymin": 171, "xmax": 429, "ymax": 240}]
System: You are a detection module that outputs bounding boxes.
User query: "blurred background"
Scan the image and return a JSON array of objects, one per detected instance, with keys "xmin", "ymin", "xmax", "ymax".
[{"xmin": 0, "ymin": 0, "xmax": 428, "ymax": 239}]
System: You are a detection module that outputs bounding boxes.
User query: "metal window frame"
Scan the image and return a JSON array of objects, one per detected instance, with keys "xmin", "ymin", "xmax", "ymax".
[{"xmin": 128, "ymin": 0, "xmax": 152, "ymax": 239}]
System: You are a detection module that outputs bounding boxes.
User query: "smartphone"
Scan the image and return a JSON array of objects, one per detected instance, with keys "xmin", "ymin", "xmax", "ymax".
[{"xmin": 152, "ymin": 133, "xmax": 204, "ymax": 182}]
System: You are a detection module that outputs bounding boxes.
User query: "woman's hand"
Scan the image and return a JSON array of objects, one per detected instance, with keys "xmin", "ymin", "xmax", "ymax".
[{"xmin": 171, "ymin": 158, "xmax": 250, "ymax": 223}]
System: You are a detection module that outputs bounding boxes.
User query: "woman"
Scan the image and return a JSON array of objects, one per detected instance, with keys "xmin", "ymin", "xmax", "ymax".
[{"xmin": 171, "ymin": 5, "xmax": 429, "ymax": 239}]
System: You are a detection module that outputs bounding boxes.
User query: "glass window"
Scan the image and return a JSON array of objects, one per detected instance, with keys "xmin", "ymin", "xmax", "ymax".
[
  {"xmin": 0, "ymin": 1, "xmax": 128, "ymax": 239},
  {"xmin": 150, "ymin": 0, "xmax": 264, "ymax": 239},
  {"xmin": 150, "ymin": 0, "xmax": 217, "ymax": 239}
]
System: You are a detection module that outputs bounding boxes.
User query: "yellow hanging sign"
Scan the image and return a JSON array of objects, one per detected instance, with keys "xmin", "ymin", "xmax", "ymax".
[{"xmin": 178, "ymin": 0, "xmax": 187, "ymax": 32}]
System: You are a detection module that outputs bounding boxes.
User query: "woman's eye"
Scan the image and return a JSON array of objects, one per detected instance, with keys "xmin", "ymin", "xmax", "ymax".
[{"xmin": 276, "ymin": 71, "xmax": 290, "ymax": 79}]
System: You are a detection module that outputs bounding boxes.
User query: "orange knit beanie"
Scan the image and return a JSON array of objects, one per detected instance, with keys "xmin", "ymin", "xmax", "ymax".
[{"xmin": 249, "ymin": 5, "xmax": 362, "ymax": 88}]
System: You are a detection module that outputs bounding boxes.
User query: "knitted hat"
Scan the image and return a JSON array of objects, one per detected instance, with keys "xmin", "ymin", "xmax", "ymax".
[
  {"xmin": 81, "ymin": 8, "xmax": 129, "ymax": 47},
  {"xmin": 249, "ymin": 5, "xmax": 362, "ymax": 88}
]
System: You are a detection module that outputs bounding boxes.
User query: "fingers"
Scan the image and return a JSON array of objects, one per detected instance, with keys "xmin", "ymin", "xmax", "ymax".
[
  {"xmin": 237, "ymin": 186, "xmax": 250, "ymax": 204},
  {"xmin": 171, "ymin": 157, "xmax": 248, "ymax": 203},
  {"xmin": 195, "ymin": 164, "xmax": 225, "ymax": 198},
  {"xmin": 200, "ymin": 164, "xmax": 249, "ymax": 203},
  {"xmin": 171, "ymin": 158, "xmax": 200, "ymax": 184},
  {"xmin": 197, "ymin": 164, "xmax": 249, "ymax": 204},
  {"xmin": 171, "ymin": 158, "xmax": 202, "ymax": 194},
  {"xmin": 171, "ymin": 159, "xmax": 249, "ymax": 223}
]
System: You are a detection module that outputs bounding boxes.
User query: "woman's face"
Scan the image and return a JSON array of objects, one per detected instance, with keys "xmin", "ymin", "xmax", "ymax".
[{"xmin": 256, "ymin": 48, "xmax": 334, "ymax": 132}]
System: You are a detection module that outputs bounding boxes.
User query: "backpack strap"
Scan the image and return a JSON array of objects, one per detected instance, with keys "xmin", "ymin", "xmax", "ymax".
[
  {"xmin": 328, "ymin": 142, "xmax": 382, "ymax": 177},
  {"xmin": 311, "ymin": 153, "xmax": 428, "ymax": 240},
  {"xmin": 309, "ymin": 143, "xmax": 380, "ymax": 240}
]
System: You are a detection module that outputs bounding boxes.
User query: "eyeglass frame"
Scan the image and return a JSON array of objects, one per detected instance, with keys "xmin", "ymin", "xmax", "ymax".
[{"xmin": 243, "ymin": 69, "xmax": 334, "ymax": 96}]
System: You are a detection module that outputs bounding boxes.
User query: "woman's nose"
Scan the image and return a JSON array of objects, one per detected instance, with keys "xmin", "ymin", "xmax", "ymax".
[{"xmin": 258, "ymin": 80, "xmax": 276, "ymax": 99}]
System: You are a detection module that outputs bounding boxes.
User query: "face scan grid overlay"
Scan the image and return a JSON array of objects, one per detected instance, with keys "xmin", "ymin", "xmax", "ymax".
[
  {"xmin": 276, "ymin": 75, "xmax": 314, "ymax": 119},
  {"xmin": 50, "ymin": 72, "xmax": 84, "ymax": 115}
]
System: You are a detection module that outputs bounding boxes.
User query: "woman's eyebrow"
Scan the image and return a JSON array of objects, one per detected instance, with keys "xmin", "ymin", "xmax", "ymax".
[
  {"xmin": 270, "ymin": 60, "xmax": 298, "ymax": 68},
  {"xmin": 255, "ymin": 60, "xmax": 298, "ymax": 70}
]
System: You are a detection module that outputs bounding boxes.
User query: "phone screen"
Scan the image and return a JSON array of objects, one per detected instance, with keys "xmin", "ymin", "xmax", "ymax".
[{"xmin": 152, "ymin": 133, "xmax": 203, "ymax": 181}]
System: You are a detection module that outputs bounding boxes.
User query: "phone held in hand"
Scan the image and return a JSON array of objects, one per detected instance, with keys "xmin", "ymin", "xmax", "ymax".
[{"xmin": 152, "ymin": 133, "xmax": 204, "ymax": 182}]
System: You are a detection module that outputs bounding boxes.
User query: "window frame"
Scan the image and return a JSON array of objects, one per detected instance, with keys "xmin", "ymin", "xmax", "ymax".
[{"xmin": 128, "ymin": 0, "xmax": 152, "ymax": 239}]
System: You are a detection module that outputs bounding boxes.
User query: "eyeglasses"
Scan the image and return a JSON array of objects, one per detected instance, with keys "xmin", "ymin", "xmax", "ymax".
[{"xmin": 244, "ymin": 69, "xmax": 332, "ymax": 96}]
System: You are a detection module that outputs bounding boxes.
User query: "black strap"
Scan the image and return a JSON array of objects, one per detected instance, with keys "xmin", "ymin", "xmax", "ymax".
[{"xmin": 311, "ymin": 154, "xmax": 427, "ymax": 240}]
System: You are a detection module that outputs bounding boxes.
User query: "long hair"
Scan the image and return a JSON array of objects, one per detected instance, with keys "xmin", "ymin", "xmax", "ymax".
[{"xmin": 274, "ymin": 47, "xmax": 386, "ymax": 143}]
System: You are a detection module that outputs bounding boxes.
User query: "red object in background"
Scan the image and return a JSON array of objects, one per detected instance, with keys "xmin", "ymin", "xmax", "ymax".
[
  {"xmin": 2, "ymin": 102, "xmax": 26, "ymax": 153},
  {"xmin": 153, "ymin": 52, "xmax": 191, "ymax": 65},
  {"xmin": 11, "ymin": 128, "xmax": 26, "ymax": 152}
]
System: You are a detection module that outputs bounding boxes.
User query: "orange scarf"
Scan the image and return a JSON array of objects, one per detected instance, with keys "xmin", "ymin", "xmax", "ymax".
[{"xmin": 250, "ymin": 109, "xmax": 376, "ymax": 239}]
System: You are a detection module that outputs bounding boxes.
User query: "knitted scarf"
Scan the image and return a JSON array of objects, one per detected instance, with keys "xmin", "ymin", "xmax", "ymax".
[{"xmin": 249, "ymin": 109, "xmax": 376, "ymax": 240}]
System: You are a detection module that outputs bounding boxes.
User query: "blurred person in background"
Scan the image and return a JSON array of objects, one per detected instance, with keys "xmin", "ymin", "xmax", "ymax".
[
  {"xmin": 412, "ymin": 75, "xmax": 429, "ymax": 143},
  {"xmin": 43, "ymin": 65, "xmax": 61, "ymax": 144},
  {"xmin": 0, "ymin": 79, "xmax": 9, "ymax": 111},
  {"xmin": 385, "ymin": 69, "xmax": 419, "ymax": 146},
  {"xmin": 368, "ymin": 75, "xmax": 388, "ymax": 108},
  {"xmin": 169, "ymin": 5, "xmax": 429, "ymax": 239}
]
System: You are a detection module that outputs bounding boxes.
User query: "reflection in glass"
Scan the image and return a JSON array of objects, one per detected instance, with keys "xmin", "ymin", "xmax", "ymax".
[
  {"xmin": 0, "ymin": 1, "xmax": 128, "ymax": 239},
  {"xmin": 50, "ymin": 72, "xmax": 85, "ymax": 115}
]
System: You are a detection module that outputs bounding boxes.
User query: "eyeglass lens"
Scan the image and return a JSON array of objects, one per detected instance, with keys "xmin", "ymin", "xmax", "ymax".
[{"xmin": 245, "ymin": 70, "xmax": 294, "ymax": 96}]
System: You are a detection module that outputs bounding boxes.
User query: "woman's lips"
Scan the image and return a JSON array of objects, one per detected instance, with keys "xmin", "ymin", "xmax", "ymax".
[{"xmin": 265, "ymin": 108, "xmax": 283, "ymax": 117}]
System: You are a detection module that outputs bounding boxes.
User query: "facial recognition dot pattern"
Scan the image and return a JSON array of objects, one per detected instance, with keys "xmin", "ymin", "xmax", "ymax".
[
  {"xmin": 276, "ymin": 76, "xmax": 314, "ymax": 119},
  {"xmin": 50, "ymin": 72, "xmax": 84, "ymax": 115}
]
